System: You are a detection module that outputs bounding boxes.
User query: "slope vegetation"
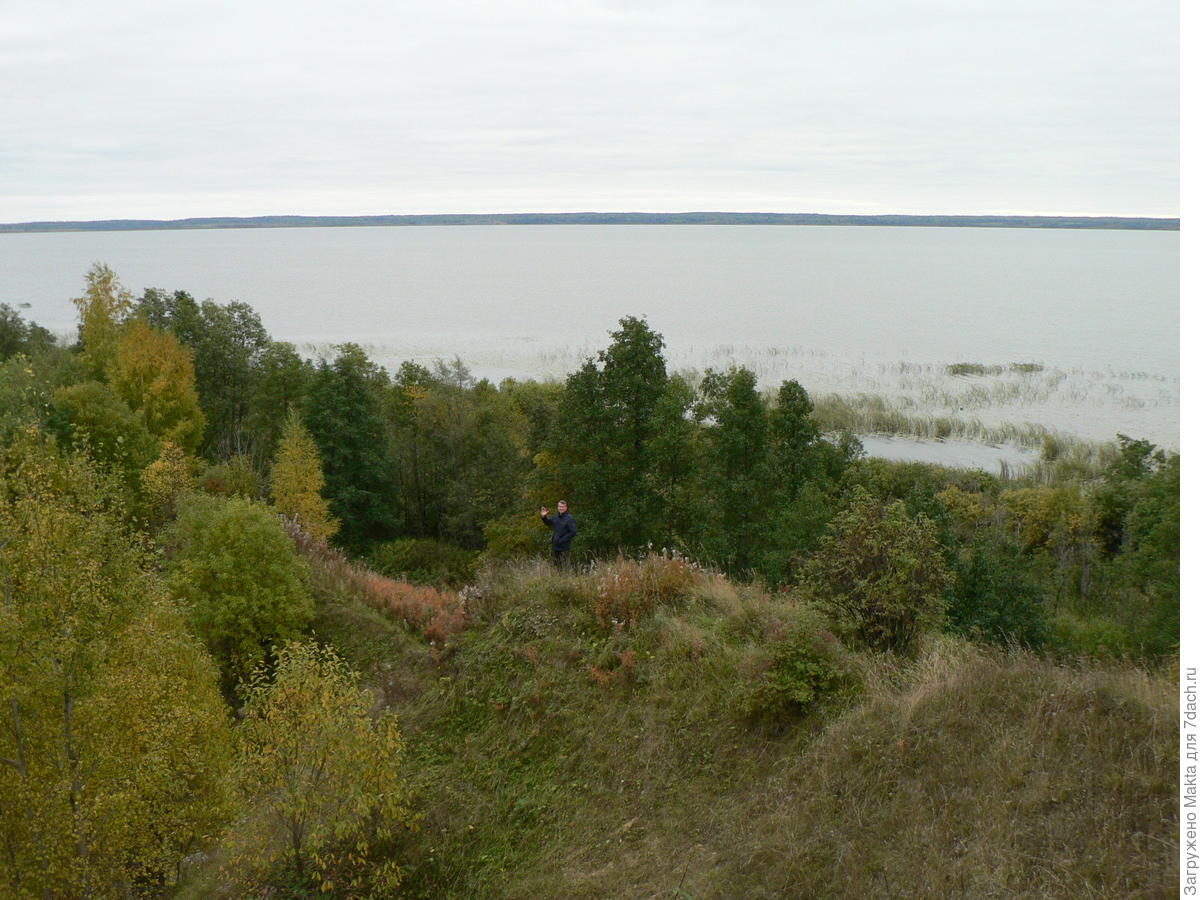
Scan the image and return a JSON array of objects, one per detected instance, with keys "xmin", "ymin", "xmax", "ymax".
[{"xmin": 305, "ymin": 555, "xmax": 1176, "ymax": 899}]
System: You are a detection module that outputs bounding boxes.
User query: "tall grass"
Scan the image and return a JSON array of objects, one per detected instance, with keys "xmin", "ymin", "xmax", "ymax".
[
  {"xmin": 664, "ymin": 639, "xmax": 1177, "ymax": 899},
  {"xmin": 269, "ymin": 559, "xmax": 1177, "ymax": 899},
  {"xmin": 172, "ymin": 513, "xmax": 1185, "ymax": 898},
  {"xmin": 283, "ymin": 517, "xmax": 473, "ymax": 644},
  {"xmin": 812, "ymin": 391, "xmax": 1125, "ymax": 480},
  {"xmin": 946, "ymin": 362, "xmax": 1004, "ymax": 376},
  {"xmin": 814, "ymin": 392, "xmax": 1061, "ymax": 447}
]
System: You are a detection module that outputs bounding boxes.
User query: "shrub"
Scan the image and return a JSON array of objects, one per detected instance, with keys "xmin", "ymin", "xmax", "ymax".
[
  {"xmin": 167, "ymin": 495, "xmax": 313, "ymax": 687},
  {"xmin": 362, "ymin": 574, "xmax": 469, "ymax": 645},
  {"xmin": 1045, "ymin": 612, "xmax": 1135, "ymax": 660},
  {"xmin": 592, "ymin": 549, "xmax": 703, "ymax": 629},
  {"xmin": 228, "ymin": 642, "xmax": 410, "ymax": 897},
  {"xmin": 283, "ymin": 519, "xmax": 471, "ymax": 645},
  {"xmin": 200, "ymin": 453, "xmax": 262, "ymax": 499},
  {"xmin": 48, "ymin": 380, "xmax": 160, "ymax": 492},
  {"xmin": 935, "ymin": 484, "xmax": 989, "ymax": 537},
  {"xmin": 140, "ymin": 440, "xmax": 194, "ymax": 528},
  {"xmin": 735, "ymin": 605, "xmax": 858, "ymax": 719},
  {"xmin": 370, "ymin": 537, "xmax": 477, "ymax": 585},
  {"xmin": 999, "ymin": 483, "xmax": 1095, "ymax": 554},
  {"xmin": 800, "ymin": 487, "xmax": 953, "ymax": 653},
  {"xmin": 947, "ymin": 536, "xmax": 1047, "ymax": 649},
  {"xmin": 481, "ymin": 512, "xmax": 550, "ymax": 563}
]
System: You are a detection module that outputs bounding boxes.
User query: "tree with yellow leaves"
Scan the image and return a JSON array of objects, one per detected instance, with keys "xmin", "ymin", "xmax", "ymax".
[
  {"xmin": 226, "ymin": 641, "xmax": 410, "ymax": 896},
  {"xmin": 269, "ymin": 409, "xmax": 339, "ymax": 542},
  {"xmin": 0, "ymin": 432, "xmax": 232, "ymax": 898},
  {"xmin": 141, "ymin": 439, "xmax": 195, "ymax": 528},
  {"xmin": 72, "ymin": 262, "xmax": 133, "ymax": 378},
  {"xmin": 108, "ymin": 319, "xmax": 207, "ymax": 452}
]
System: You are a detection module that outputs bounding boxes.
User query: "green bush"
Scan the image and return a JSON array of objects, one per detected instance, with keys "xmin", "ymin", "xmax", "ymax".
[
  {"xmin": 48, "ymin": 380, "xmax": 160, "ymax": 492},
  {"xmin": 200, "ymin": 453, "xmax": 263, "ymax": 499},
  {"xmin": 369, "ymin": 537, "xmax": 478, "ymax": 585},
  {"xmin": 482, "ymin": 511, "xmax": 557, "ymax": 563},
  {"xmin": 1045, "ymin": 612, "xmax": 1135, "ymax": 660},
  {"xmin": 800, "ymin": 487, "xmax": 953, "ymax": 653},
  {"xmin": 167, "ymin": 495, "xmax": 313, "ymax": 687},
  {"xmin": 948, "ymin": 536, "xmax": 1048, "ymax": 649},
  {"xmin": 735, "ymin": 604, "xmax": 858, "ymax": 719}
]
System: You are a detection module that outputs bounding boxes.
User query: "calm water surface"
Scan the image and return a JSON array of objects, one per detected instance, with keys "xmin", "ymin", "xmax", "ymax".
[{"xmin": 0, "ymin": 225, "xmax": 1179, "ymax": 452}]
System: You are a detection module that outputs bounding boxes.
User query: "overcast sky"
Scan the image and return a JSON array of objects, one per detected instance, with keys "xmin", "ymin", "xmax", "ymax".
[{"xmin": 0, "ymin": 0, "xmax": 1179, "ymax": 221}]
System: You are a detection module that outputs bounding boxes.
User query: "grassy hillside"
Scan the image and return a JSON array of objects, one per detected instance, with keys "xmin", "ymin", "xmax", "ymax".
[{"xmin": 229, "ymin": 551, "xmax": 1180, "ymax": 899}]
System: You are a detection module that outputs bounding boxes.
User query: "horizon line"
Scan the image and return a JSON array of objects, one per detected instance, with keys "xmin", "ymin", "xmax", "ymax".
[{"xmin": 0, "ymin": 210, "xmax": 1180, "ymax": 234}]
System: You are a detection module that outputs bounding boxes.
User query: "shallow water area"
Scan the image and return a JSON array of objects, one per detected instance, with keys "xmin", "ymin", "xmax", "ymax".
[{"xmin": 857, "ymin": 435, "xmax": 1038, "ymax": 474}]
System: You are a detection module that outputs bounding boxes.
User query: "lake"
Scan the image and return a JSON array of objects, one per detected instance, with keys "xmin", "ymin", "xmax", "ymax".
[{"xmin": 0, "ymin": 224, "xmax": 1179, "ymax": 460}]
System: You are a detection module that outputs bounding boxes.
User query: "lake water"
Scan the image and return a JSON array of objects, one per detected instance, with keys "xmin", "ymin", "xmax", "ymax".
[{"xmin": 0, "ymin": 225, "xmax": 1179, "ymax": 461}]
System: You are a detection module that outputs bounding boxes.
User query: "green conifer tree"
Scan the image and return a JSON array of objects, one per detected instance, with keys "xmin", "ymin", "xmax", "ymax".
[
  {"xmin": 547, "ymin": 317, "xmax": 682, "ymax": 552},
  {"xmin": 303, "ymin": 344, "xmax": 397, "ymax": 551}
]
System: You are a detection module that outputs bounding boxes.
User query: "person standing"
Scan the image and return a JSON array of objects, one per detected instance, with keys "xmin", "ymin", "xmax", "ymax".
[{"xmin": 540, "ymin": 500, "xmax": 578, "ymax": 570}]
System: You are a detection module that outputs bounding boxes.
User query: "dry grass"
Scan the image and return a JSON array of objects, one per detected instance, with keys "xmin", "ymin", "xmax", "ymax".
[
  {"xmin": 283, "ymin": 517, "xmax": 471, "ymax": 644},
  {"xmin": 592, "ymin": 550, "xmax": 707, "ymax": 628},
  {"xmin": 536, "ymin": 638, "xmax": 1176, "ymax": 899},
  {"xmin": 246, "ymin": 554, "xmax": 1176, "ymax": 899}
]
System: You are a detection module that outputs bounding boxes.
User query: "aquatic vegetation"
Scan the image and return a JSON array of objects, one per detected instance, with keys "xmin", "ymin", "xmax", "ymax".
[{"xmin": 946, "ymin": 362, "xmax": 1003, "ymax": 376}]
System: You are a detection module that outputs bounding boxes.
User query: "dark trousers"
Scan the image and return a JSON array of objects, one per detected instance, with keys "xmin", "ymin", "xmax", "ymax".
[{"xmin": 553, "ymin": 548, "xmax": 571, "ymax": 570}]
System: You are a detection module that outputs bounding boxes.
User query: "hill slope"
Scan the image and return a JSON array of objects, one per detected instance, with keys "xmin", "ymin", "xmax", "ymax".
[{"xmin": 295, "ymin": 558, "xmax": 1176, "ymax": 899}]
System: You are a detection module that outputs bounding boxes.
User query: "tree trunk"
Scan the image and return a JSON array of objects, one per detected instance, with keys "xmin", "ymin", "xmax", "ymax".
[{"xmin": 62, "ymin": 690, "xmax": 90, "ymax": 871}]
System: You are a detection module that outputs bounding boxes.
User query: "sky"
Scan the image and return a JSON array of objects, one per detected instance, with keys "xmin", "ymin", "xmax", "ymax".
[{"xmin": 0, "ymin": 0, "xmax": 1180, "ymax": 221}]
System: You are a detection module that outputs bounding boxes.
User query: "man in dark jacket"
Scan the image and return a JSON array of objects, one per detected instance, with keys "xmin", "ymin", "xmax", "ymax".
[{"xmin": 540, "ymin": 500, "xmax": 578, "ymax": 570}]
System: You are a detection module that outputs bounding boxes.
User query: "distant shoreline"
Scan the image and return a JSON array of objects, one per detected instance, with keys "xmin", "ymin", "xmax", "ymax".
[{"xmin": 0, "ymin": 211, "xmax": 1180, "ymax": 234}]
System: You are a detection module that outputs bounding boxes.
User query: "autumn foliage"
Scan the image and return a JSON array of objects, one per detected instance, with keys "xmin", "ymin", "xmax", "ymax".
[
  {"xmin": 284, "ymin": 517, "xmax": 470, "ymax": 645},
  {"xmin": 592, "ymin": 549, "xmax": 704, "ymax": 629},
  {"xmin": 269, "ymin": 409, "xmax": 338, "ymax": 542},
  {"xmin": 0, "ymin": 270, "xmax": 1180, "ymax": 897},
  {"xmin": 140, "ymin": 439, "xmax": 194, "ymax": 525},
  {"xmin": 72, "ymin": 262, "xmax": 134, "ymax": 377},
  {"xmin": 0, "ymin": 433, "xmax": 231, "ymax": 899},
  {"xmin": 226, "ymin": 641, "xmax": 410, "ymax": 896},
  {"xmin": 109, "ymin": 319, "xmax": 207, "ymax": 452}
]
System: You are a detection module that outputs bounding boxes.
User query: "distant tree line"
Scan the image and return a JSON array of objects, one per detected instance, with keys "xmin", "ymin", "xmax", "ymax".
[{"xmin": 0, "ymin": 212, "xmax": 1180, "ymax": 232}]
